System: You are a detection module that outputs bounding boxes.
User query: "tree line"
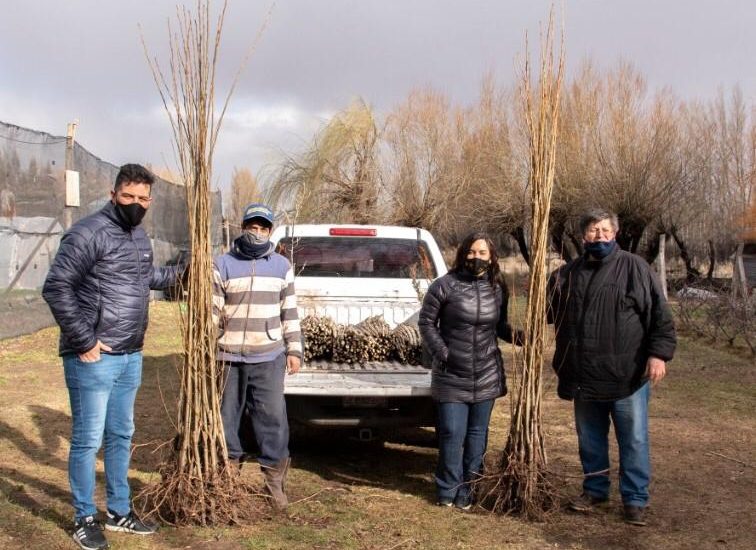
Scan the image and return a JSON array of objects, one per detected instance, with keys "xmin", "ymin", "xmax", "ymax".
[{"xmin": 263, "ymin": 60, "xmax": 754, "ymax": 281}]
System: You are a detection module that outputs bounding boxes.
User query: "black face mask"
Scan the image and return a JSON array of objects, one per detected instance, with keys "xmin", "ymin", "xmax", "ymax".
[
  {"xmin": 464, "ymin": 257, "xmax": 490, "ymax": 277},
  {"xmin": 114, "ymin": 201, "xmax": 147, "ymax": 227}
]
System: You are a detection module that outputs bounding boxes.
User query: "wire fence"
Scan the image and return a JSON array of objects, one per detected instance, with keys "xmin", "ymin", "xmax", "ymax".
[{"xmin": 0, "ymin": 120, "xmax": 223, "ymax": 338}]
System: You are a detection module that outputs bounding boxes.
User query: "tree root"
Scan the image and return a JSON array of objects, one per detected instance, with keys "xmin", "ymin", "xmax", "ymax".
[
  {"xmin": 476, "ymin": 457, "xmax": 559, "ymax": 520},
  {"xmin": 135, "ymin": 460, "xmax": 267, "ymax": 526}
]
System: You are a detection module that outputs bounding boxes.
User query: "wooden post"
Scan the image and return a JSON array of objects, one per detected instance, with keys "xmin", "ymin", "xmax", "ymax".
[
  {"xmin": 733, "ymin": 242, "xmax": 747, "ymax": 299},
  {"xmin": 657, "ymin": 233, "xmax": 668, "ymax": 299},
  {"xmin": 222, "ymin": 216, "xmax": 230, "ymax": 251},
  {"xmin": 64, "ymin": 121, "xmax": 78, "ymax": 229}
]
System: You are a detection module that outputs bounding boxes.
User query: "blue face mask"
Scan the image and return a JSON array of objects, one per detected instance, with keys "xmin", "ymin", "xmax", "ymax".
[{"xmin": 584, "ymin": 240, "xmax": 616, "ymax": 259}]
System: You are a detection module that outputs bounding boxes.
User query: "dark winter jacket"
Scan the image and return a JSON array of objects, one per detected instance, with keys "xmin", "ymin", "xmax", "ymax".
[
  {"xmin": 547, "ymin": 245, "xmax": 676, "ymax": 402},
  {"xmin": 42, "ymin": 201, "xmax": 179, "ymax": 356},
  {"xmin": 419, "ymin": 271, "xmax": 521, "ymax": 403}
]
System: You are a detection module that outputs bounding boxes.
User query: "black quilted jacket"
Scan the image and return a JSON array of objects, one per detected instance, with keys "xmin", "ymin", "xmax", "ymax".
[
  {"xmin": 43, "ymin": 201, "xmax": 179, "ymax": 356},
  {"xmin": 418, "ymin": 271, "xmax": 520, "ymax": 403},
  {"xmin": 547, "ymin": 246, "xmax": 677, "ymax": 401}
]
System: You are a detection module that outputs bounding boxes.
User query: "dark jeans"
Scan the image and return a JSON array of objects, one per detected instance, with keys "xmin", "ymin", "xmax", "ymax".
[
  {"xmin": 220, "ymin": 354, "xmax": 289, "ymax": 467},
  {"xmin": 435, "ymin": 399, "xmax": 495, "ymax": 505},
  {"xmin": 573, "ymin": 382, "xmax": 651, "ymax": 507}
]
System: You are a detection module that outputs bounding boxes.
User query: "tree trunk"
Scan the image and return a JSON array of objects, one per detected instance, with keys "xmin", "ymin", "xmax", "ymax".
[
  {"xmin": 670, "ymin": 225, "xmax": 701, "ymax": 282},
  {"xmin": 512, "ymin": 225, "xmax": 531, "ymax": 266},
  {"xmin": 621, "ymin": 226, "xmax": 645, "ymax": 253},
  {"xmin": 706, "ymin": 240, "xmax": 716, "ymax": 281},
  {"xmin": 642, "ymin": 228, "xmax": 665, "ymax": 265},
  {"xmin": 550, "ymin": 220, "xmax": 579, "ymax": 262},
  {"xmin": 567, "ymin": 230, "xmax": 583, "ymax": 258}
]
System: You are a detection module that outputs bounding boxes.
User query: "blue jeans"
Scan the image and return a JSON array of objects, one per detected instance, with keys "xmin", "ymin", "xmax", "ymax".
[
  {"xmin": 220, "ymin": 354, "xmax": 289, "ymax": 467},
  {"xmin": 63, "ymin": 352, "xmax": 142, "ymax": 520},
  {"xmin": 573, "ymin": 382, "xmax": 651, "ymax": 507},
  {"xmin": 435, "ymin": 399, "xmax": 495, "ymax": 505}
]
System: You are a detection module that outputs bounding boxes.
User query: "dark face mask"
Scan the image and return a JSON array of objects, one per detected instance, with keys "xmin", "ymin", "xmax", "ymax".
[
  {"xmin": 233, "ymin": 229, "xmax": 273, "ymax": 260},
  {"xmin": 114, "ymin": 201, "xmax": 147, "ymax": 227},
  {"xmin": 464, "ymin": 257, "xmax": 490, "ymax": 277},
  {"xmin": 242, "ymin": 229, "xmax": 270, "ymax": 245},
  {"xmin": 584, "ymin": 240, "xmax": 616, "ymax": 259}
]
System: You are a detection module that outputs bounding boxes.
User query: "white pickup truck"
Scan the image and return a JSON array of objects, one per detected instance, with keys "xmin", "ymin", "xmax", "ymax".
[{"xmin": 271, "ymin": 224, "xmax": 447, "ymax": 430}]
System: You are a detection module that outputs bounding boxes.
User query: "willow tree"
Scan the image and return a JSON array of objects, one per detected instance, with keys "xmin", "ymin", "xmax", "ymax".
[
  {"xmin": 268, "ymin": 99, "xmax": 382, "ymax": 224},
  {"xmin": 138, "ymin": 0, "xmax": 261, "ymax": 525},
  {"xmin": 482, "ymin": 11, "xmax": 564, "ymax": 518}
]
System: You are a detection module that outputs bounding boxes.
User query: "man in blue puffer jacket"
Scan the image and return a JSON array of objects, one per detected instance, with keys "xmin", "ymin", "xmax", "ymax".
[{"xmin": 43, "ymin": 164, "xmax": 181, "ymax": 550}]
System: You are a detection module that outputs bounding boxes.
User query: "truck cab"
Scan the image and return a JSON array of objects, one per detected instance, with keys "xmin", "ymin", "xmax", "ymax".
[{"xmin": 271, "ymin": 224, "xmax": 447, "ymax": 429}]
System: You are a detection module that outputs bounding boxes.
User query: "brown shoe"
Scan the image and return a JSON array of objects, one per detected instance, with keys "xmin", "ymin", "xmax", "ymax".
[
  {"xmin": 226, "ymin": 457, "xmax": 242, "ymax": 472},
  {"xmin": 568, "ymin": 492, "xmax": 608, "ymax": 512},
  {"xmin": 623, "ymin": 505, "xmax": 647, "ymax": 526},
  {"xmin": 261, "ymin": 457, "xmax": 290, "ymax": 510}
]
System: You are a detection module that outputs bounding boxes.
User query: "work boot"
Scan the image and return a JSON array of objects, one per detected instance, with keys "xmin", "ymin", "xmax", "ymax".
[
  {"xmin": 568, "ymin": 492, "xmax": 608, "ymax": 512},
  {"xmin": 261, "ymin": 457, "xmax": 290, "ymax": 510},
  {"xmin": 623, "ymin": 505, "xmax": 647, "ymax": 526}
]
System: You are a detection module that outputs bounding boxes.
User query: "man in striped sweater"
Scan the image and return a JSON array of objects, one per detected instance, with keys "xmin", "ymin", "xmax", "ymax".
[{"xmin": 213, "ymin": 202, "xmax": 302, "ymax": 510}]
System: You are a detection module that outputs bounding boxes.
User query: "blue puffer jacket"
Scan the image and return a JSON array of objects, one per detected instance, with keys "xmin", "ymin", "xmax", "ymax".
[{"xmin": 43, "ymin": 201, "xmax": 179, "ymax": 356}]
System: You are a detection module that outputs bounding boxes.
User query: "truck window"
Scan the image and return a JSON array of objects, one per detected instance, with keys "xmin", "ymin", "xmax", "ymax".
[{"xmin": 276, "ymin": 237, "xmax": 437, "ymax": 279}]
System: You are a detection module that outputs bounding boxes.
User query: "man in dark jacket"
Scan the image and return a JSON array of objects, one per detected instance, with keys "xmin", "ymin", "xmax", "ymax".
[
  {"xmin": 43, "ymin": 164, "xmax": 180, "ymax": 550},
  {"xmin": 547, "ymin": 209, "xmax": 676, "ymax": 526}
]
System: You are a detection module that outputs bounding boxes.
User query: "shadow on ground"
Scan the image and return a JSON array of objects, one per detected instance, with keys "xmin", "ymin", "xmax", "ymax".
[
  {"xmin": 289, "ymin": 424, "xmax": 438, "ymax": 503},
  {"xmin": 131, "ymin": 353, "xmax": 442, "ymax": 504}
]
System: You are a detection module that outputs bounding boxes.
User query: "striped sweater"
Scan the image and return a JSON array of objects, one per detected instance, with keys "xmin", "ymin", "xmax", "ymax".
[{"xmin": 212, "ymin": 250, "xmax": 302, "ymax": 363}]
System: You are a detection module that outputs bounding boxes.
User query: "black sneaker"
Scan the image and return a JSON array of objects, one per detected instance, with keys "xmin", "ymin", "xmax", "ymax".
[
  {"xmin": 73, "ymin": 515, "xmax": 109, "ymax": 550},
  {"xmin": 436, "ymin": 498, "xmax": 453, "ymax": 507},
  {"xmin": 104, "ymin": 510, "xmax": 157, "ymax": 535},
  {"xmin": 454, "ymin": 495, "xmax": 473, "ymax": 511},
  {"xmin": 623, "ymin": 505, "xmax": 647, "ymax": 526},
  {"xmin": 568, "ymin": 492, "xmax": 608, "ymax": 512}
]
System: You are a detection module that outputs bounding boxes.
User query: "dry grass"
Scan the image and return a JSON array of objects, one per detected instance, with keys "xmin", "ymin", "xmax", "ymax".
[{"xmin": 0, "ymin": 301, "xmax": 754, "ymax": 548}]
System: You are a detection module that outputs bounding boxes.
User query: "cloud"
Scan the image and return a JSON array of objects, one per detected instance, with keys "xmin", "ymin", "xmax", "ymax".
[
  {"xmin": 225, "ymin": 102, "xmax": 303, "ymax": 131},
  {"xmin": 1, "ymin": 0, "xmax": 754, "ymax": 191}
]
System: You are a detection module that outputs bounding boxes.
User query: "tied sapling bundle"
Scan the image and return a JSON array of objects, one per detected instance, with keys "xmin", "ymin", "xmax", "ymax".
[
  {"xmin": 137, "ymin": 0, "xmax": 265, "ymax": 525},
  {"xmin": 481, "ymin": 9, "xmax": 564, "ymax": 519}
]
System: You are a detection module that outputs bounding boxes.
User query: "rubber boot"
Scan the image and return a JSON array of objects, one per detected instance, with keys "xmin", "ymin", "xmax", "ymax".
[{"xmin": 261, "ymin": 457, "xmax": 290, "ymax": 510}]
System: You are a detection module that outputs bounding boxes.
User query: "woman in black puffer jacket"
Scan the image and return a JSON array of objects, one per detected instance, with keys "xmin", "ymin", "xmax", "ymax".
[{"xmin": 419, "ymin": 231, "xmax": 522, "ymax": 509}]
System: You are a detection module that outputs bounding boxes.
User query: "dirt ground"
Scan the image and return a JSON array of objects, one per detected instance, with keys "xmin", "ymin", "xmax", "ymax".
[{"xmin": 0, "ymin": 301, "xmax": 754, "ymax": 549}]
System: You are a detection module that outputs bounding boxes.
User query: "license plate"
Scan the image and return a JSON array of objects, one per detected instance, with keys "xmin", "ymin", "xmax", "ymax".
[{"xmin": 342, "ymin": 396, "xmax": 388, "ymax": 408}]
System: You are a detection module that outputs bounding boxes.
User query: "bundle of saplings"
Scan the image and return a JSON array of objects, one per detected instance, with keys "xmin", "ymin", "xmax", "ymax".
[
  {"xmin": 301, "ymin": 315, "xmax": 336, "ymax": 361},
  {"xmin": 392, "ymin": 322, "xmax": 423, "ymax": 365},
  {"xmin": 300, "ymin": 314, "xmax": 424, "ymax": 365}
]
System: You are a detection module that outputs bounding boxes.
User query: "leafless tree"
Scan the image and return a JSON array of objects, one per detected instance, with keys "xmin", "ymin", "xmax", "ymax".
[
  {"xmin": 382, "ymin": 88, "xmax": 466, "ymax": 242},
  {"xmin": 225, "ymin": 166, "xmax": 261, "ymax": 231}
]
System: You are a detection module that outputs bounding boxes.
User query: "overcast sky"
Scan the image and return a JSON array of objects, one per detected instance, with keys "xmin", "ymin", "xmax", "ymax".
[{"xmin": 0, "ymin": 0, "xmax": 753, "ymax": 192}]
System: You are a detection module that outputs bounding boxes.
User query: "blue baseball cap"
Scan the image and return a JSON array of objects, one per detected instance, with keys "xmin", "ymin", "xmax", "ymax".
[{"xmin": 241, "ymin": 203, "xmax": 275, "ymax": 227}]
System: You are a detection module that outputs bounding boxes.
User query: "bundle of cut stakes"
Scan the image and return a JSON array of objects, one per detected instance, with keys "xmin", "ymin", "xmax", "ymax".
[{"xmin": 302, "ymin": 314, "xmax": 423, "ymax": 365}]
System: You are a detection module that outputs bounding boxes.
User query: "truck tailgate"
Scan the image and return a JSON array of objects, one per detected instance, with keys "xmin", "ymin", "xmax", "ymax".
[{"xmin": 285, "ymin": 360, "xmax": 431, "ymax": 396}]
